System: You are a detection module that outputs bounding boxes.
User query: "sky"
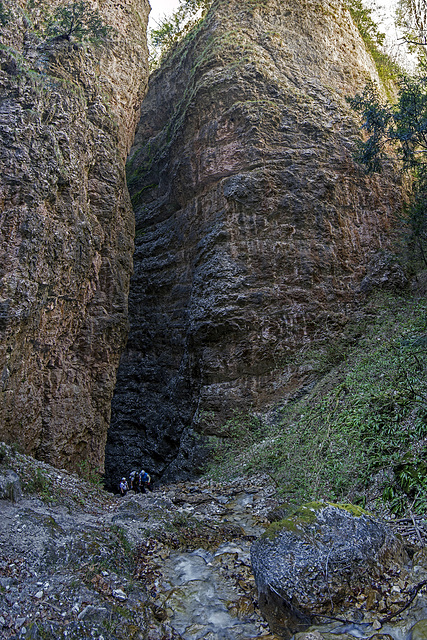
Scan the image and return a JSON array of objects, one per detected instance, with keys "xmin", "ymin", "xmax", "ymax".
[
  {"xmin": 148, "ymin": 0, "xmax": 181, "ymax": 29},
  {"xmin": 147, "ymin": 0, "xmax": 406, "ymax": 52},
  {"xmin": 147, "ymin": 1, "xmax": 400, "ymax": 29}
]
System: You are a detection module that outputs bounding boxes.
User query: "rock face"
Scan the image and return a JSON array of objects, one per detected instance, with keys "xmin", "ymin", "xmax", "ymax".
[
  {"xmin": 0, "ymin": 0, "xmax": 149, "ymax": 471},
  {"xmin": 250, "ymin": 503, "xmax": 408, "ymax": 638},
  {"xmin": 0, "ymin": 469, "xmax": 22, "ymax": 502},
  {"xmin": 106, "ymin": 0, "xmax": 402, "ymax": 485}
]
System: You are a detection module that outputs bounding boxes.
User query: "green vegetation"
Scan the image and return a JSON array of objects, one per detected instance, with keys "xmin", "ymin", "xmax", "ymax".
[
  {"xmin": 262, "ymin": 502, "xmax": 370, "ymax": 539},
  {"xmin": 206, "ymin": 292, "xmax": 427, "ymax": 515},
  {"xmin": 77, "ymin": 459, "xmax": 104, "ymax": 488},
  {"xmin": 26, "ymin": 467, "xmax": 54, "ymax": 502},
  {"xmin": 348, "ymin": 0, "xmax": 427, "ymax": 268},
  {"xmin": 111, "ymin": 524, "xmax": 134, "ymax": 561},
  {"xmin": 346, "ymin": 0, "xmax": 385, "ymax": 48},
  {"xmin": 149, "ymin": 0, "xmax": 212, "ymax": 66},
  {"xmin": 42, "ymin": 1, "xmax": 111, "ymax": 45},
  {"xmin": 396, "ymin": 0, "xmax": 427, "ymax": 65},
  {"xmin": 345, "ymin": 0, "xmax": 400, "ymax": 88},
  {"xmin": 349, "ymin": 76, "xmax": 427, "ymax": 267}
]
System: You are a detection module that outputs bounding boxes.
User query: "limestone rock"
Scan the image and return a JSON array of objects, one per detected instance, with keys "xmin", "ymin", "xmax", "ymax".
[
  {"xmin": 106, "ymin": 0, "xmax": 402, "ymax": 484},
  {"xmin": 250, "ymin": 502, "xmax": 407, "ymax": 638},
  {"xmin": 359, "ymin": 251, "xmax": 408, "ymax": 294},
  {"xmin": 0, "ymin": 0, "xmax": 149, "ymax": 472},
  {"xmin": 409, "ymin": 620, "xmax": 427, "ymax": 640},
  {"xmin": 295, "ymin": 633, "xmax": 324, "ymax": 640},
  {"xmin": 0, "ymin": 469, "xmax": 22, "ymax": 501}
]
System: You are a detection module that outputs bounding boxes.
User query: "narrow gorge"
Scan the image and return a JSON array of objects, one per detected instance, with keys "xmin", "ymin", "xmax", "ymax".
[
  {"xmin": 105, "ymin": 0, "xmax": 403, "ymax": 486},
  {"xmin": 2, "ymin": 2, "xmax": 427, "ymax": 640},
  {"xmin": 0, "ymin": 0, "xmax": 407, "ymax": 489}
]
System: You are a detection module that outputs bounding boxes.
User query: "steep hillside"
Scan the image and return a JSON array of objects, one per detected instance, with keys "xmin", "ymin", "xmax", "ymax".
[
  {"xmin": 0, "ymin": 0, "xmax": 149, "ymax": 472},
  {"xmin": 106, "ymin": 0, "xmax": 403, "ymax": 487},
  {"xmin": 206, "ymin": 281, "xmax": 427, "ymax": 516}
]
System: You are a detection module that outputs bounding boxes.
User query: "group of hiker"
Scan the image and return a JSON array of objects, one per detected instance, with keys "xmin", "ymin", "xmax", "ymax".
[{"xmin": 119, "ymin": 469, "xmax": 152, "ymax": 496}]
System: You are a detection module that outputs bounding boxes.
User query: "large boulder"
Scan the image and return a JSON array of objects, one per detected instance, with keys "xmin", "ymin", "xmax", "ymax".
[{"xmin": 250, "ymin": 502, "xmax": 408, "ymax": 638}]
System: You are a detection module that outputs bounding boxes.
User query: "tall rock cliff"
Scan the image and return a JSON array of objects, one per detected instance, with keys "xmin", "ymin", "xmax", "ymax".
[
  {"xmin": 0, "ymin": 0, "xmax": 149, "ymax": 472},
  {"xmin": 105, "ymin": 0, "xmax": 403, "ymax": 486}
]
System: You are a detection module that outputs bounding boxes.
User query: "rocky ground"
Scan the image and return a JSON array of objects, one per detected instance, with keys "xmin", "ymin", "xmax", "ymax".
[
  {"xmin": 1, "ymin": 443, "xmax": 427, "ymax": 640},
  {"xmin": 0, "ymin": 443, "xmax": 280, "ymax": 640}
]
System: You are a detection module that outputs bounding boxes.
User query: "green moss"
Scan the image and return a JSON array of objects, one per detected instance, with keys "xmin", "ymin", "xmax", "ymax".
[
  {"xmin": 130, "ymin": 183, "xmax": 158, "ymax": 207},
  {"xmin": 263, "ymin": 501, "xmax": 370, "ymax": 539},
  {"xmin": 263, "ymin": 502, "xmax": 325, "ymax": 539},
  {"xmin": 331, "ymin": 502, "xmax": 370, "ymax": 517}
]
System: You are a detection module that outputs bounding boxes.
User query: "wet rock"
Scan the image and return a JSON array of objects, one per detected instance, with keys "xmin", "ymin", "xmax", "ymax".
[
  {"xmin": 0, "ymin": 470, "xmax": 22, "ymax": 502},
  {"xmin": 250, "ymin": 502, "xmax": 408, "ymax": 638}
]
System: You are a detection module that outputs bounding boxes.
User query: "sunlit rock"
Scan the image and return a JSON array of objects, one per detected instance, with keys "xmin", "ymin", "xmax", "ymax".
[{"xmin": 0, "ymin": 0, "xmax": 149, "ymax": 473}]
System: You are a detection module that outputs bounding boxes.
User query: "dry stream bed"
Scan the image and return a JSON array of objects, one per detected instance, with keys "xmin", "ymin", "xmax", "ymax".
[{"xmin": 0, "ymin": 450, "xmax": 427, "ymax": 639}]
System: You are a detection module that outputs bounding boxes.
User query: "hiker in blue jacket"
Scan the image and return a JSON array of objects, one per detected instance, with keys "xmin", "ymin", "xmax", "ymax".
[{"xmin": 139, "ymin": 470, "xmax": 152, "ymax": 494}]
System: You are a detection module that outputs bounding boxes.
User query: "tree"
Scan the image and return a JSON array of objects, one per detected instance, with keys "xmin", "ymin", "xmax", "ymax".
[
  {"xmin": 149, "ymin": 0, "xmax": 212, "ymax": 66},
  {"xmin": 348, "ymin": 0, "xmax": 427, "ymax": 267},
  {"xmin": 397, "ymin": 0, "xmax": 427, "ymax": 47},
  {"xmin": 44, "ymin": 1, "xmax": 111, "ymax": 45},
  {"xmin": 348, "ymin": 76, "xmax": 427, "ymax": 266},
  {"xmin": 346, "ymin": 0, "xmax": 386, "ymax": 48}
]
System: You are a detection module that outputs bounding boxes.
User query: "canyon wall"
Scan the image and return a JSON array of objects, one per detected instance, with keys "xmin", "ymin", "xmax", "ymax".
[
  {"xmin": 0, "ymin": 0, "xmax": 149, "ymax": 471},
  {"xmin": 105, "ymin": 0, "xmax": 402, "ymax": 486}
]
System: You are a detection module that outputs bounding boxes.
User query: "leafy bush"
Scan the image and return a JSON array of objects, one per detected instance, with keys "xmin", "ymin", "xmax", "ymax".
[{"xmin": 42, "ymin": 1, "xmax": 111, "ymax": 45}]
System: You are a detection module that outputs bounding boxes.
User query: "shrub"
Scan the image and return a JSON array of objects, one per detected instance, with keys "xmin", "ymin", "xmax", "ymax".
[{"xmin": 43, "ymin": 1, "xmax": 111, "ymax": 45}]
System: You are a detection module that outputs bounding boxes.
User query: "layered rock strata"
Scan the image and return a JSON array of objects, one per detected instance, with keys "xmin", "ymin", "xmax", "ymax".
[
  {"xmin": 106, "ymin": 0, "xmax": 402, "ymax": 484},
  {"xmin": 0, "ymin": 0, "xmax": 149, "ymax": 471}
]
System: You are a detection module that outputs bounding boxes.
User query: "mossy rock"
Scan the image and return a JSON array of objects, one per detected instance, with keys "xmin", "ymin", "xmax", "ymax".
[
  {"xmin": 251, "ymin": 502, "xmax": 407, "ymax": 639},
  {"xmin": 263, "ymin": 501, "xmax": 370, "ymax": 539}
]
